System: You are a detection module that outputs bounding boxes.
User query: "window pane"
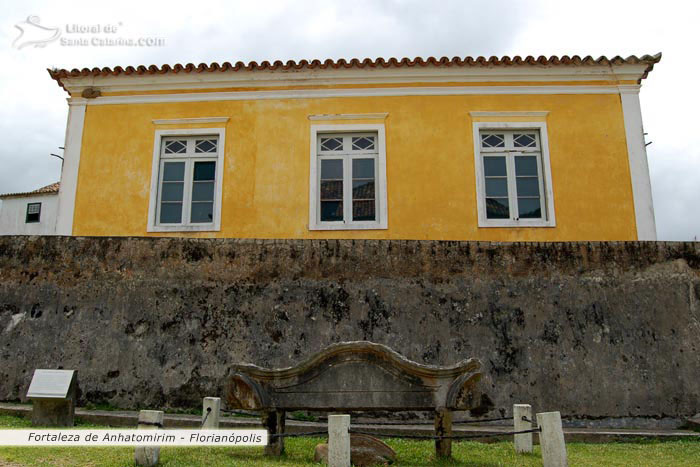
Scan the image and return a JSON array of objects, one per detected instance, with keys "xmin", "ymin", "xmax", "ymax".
[
  {"xmin": 321, "ymin": 159, "xmax": 343, "ymax": 179},
  {"xmin": 195, "ymin": 139, "xmax": 217, "ymax": 153},
  {"xmin": 193, "ymin": 161, "xmax": 216, "ymax": 181},
  {"xmin": 518, "ymin": 198, "xmax": 542, "ymax": 218},
  {"xmin": 483, "ymin": 157, "xmax": 506, "ymax": 176},
  {"xmin": 486, "ymin": 198, "xmax": 509, "ymax": 219},
  {"xmin": 516, "ymin": 177, "xmax": 540, "ymax": 197},
  {"xmin": 513, "ymin": 133, "xmax": 537, "ymax": 148},
  {"xmin": 164, "ymin": 140, "xmax": 187, "ymax": 154},
  {"xmin": 515, "ymin": 156, "xmax": 538, "ymax": 176},
  {"xmin": 481, "ymin": 134, "xmax": 505, "ymax": 148},
  {"xmin": 161, "ymin": 182, "xmax": 184, "ymax": 202},
  {"xmin": 191, "ymin": 202, "xmax": 214, "ymax": 223},
  {"xmin": 353, "ymin": 200, "xmax": 376, "ymax": 221},
  {"xmin": 352, "ymin": 136, "xmax": 375, "ymax": 151},
  {"xmin": 321, "ymin": 180, "xmax": 343, "ymax": 200},
  {"xmin": 192, "ymin": 182, "xmax": 214, "ymax": 201},
  {"xmin": 352, "ymin": 180, "xmax": 375, "ymax": 199},
  {"xmin": 321, "ymin": 201, "xmax": 343, "ymax": 221},
  {"xmin": 320, "ymin": 137, "xmax": 343, "ymax": 151},
  {"xmin": 352, "ymin": 158, "xmax": 374, "ymax": 179},
  {"xmin": 160, "ymin": 203, "xmax": 182, "ymax": 223},
  {"xmin": 485, "ymin": 178, "xmax": 508, "ymax": 197},
  {"xmin": 163, "ymin": 162, "xmax": 185, "ymax": 181}
]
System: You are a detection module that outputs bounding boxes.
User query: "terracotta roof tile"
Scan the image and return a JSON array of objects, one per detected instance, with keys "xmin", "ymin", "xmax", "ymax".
[
  {"xmin": 48, "ymin": 53, "xmax": 662, "ymax": 91},
  {"xmin": 0, "ymin": 182, "xmax": 60, "ymax": 199}
]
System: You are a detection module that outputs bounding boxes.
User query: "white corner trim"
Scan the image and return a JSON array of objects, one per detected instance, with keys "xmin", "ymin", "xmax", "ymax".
[
  {"xmin": 619, "ymin": 87, "xmax": 656, "ymax": 240},
  {"xmin": 472, "ymin": 121, "xmax": 556, "ymax": 228},
  {"xmin": 308, "ymin": 113, "xmax": 389, "ymax": 121},
  {"xmin": 308, "ymin": 124, "xmax": 388, "ymax": 231},
  {"xmin": 469, "ymin": 111, "xmax": 549, "ymax": 117},
  {"xmin": 55, "ymin": 101, "xmax": 86, "ymax": 236},
  {"xmin": 146, "ymin": 127, "xmax": 226, "ymax": 233},
  {"xmin": 618, "ymin": 84, "xmax": 642, "ymax": 95},
  {"xmin": 68, "ymin": 85, "xmax": 626, "ymax": 107},
  {"xmin": 152, "ymin": 117, "xmax": 230, "ymax": 125}
]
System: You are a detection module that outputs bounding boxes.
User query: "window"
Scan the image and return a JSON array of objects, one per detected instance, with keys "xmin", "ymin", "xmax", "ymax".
[
  {"xmin": 26, "ymin": 202, "xmax": 41, "ymax": 223},
  {"xmin": 147, "ymin": 129, "xmax": 225, "ymax": 232},
  {"xmin": 473, "ymin": 122, "xmax": 555, "ymax": 227},
  {"xmin": 309, "ymin": 124, "xmax": 388, "ymax": 230}
]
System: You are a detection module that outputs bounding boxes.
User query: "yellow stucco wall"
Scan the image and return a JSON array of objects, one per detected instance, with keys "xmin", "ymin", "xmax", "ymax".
[{"xmin": 72, "ymin": 92, "xmax": 637, "ymax": 241}]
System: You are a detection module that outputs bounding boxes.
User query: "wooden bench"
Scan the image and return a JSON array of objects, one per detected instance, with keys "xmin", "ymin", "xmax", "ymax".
[{"xmin": 226, "ymin": 341, "xmax": 490, "ymax": 458}]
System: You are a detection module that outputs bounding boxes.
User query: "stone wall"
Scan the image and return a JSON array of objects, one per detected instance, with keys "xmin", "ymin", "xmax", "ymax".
[{"xmin": 1, "ymin": 236, "xmax": 699, "ymax": 422}]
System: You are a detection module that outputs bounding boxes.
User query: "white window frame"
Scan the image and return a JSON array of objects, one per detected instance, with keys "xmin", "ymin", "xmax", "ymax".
[
  {"xmin": 472, "ymin": 121, "xmax": 556, "ymax": 228},
  {"xmin": 309, "ymin": 124, "xmax": 388, "ymax": 230},
  {"xmin": 26, "ymin": 202, "xmax": 41, "ymax": 223},
  {"xmin": 147, "ymin": 128, "xmax": 225, "ymax": 232}
]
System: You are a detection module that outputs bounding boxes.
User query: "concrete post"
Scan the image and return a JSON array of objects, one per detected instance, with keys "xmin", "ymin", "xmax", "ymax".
[
  {"xmin": 514, "ymin": 404, "xmax": 533, "ymax": 453},
  {"xmin": 537, "ymin": 411, "xmax": 568, "ymax": 467},
  {"xmin": 134, "ymin": 410, "xmax": 163, "ymax": 466},
  {"xmin": 434, "ymin": 407, "xmax": 453, "ymax": 458},
  {"xmin": 202, "ymin": 397, "xmax": 220, "ymax": 429},
  {"xmin": 328, "ymin": 414, "xmax": 351, "ymax": 467}
]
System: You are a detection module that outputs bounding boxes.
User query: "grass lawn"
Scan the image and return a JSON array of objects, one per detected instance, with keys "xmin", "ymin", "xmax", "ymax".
[{"xmin": 0, "ymin": 415, "xmax": 699, "ymax": 466}]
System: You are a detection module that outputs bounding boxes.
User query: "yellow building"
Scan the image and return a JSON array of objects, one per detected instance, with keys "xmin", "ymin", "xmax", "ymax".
[{"xmin": 48, "ymin": 54, "xmax": 660, "ymax": 241}]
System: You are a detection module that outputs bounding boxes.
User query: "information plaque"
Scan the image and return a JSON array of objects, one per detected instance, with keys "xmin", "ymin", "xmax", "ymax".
[{"xmin": 26, "ymin": 369, "xmax": 78, "ymax": 427}]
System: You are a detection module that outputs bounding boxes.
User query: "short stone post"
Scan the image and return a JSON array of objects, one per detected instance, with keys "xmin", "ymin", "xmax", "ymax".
[
  {"xmin": 434, "ymin": 407, "xmax": 453, "ymax": 458},
  {"xmin": 537, "ymin": 411, "xmax": 568, "ymax": 467},
  {"xmin": 134, "ymin": 410, "xmax": 163, "ymax": 466},
  {"xmin": 262, "ymin": 409, "xmax": 286, "ymax": 456},
  {"xmin": 514, "ymin": 404, "xmax": 533, "ymax": 453},
  {"xmin": 202, "ymin": 397, "xmax": 220, "ymax": 429},
  {"xmin": 328, "ymin": 414, "xmax": 351, "ymax": 467}
]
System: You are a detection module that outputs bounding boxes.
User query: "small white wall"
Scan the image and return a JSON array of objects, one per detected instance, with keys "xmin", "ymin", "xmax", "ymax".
[{"xmin": 0, "ymin": 194, "xmax": 58, "ymax": 235}]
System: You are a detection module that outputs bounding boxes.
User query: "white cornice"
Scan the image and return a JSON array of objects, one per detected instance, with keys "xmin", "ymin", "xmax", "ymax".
[
  {"xmin": 308, "ymin": 113, "xmax": 388, "ymax": 121},
  {"xmin": 152, "ymin": 117, "xmax": 230, "ymax": 124},
  {"xmin": 59, "ymin": 64, "xmax": 650, "ymax": 95},
  {"xmin": 68, "ymin": 84, "xmax": 628, "ymax": 106},
  {"xmin": 469, "ymin": 111, "xmax": 549, "ymax": 117}
]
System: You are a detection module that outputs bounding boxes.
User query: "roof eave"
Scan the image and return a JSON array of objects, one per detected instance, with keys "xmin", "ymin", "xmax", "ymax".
[{"xmin": 48, "ymin": 53, "xmax": 662, "ymax": 95}]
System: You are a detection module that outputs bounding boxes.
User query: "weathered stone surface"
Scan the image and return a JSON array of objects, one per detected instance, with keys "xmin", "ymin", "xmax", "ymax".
[
  {"xmin": 314, "ymin": 443, "xmax": 329, "ymax": 463},
  {"xmin": 0, "ymin": 236, "xmax": 699, "ymax": 422},
  {"xmin": 514, "ymin": 404, "xmax": 533, "ymax": 453},
  {"xmin": 226, "ymin": 341, "xmax": 487, "ymax": 411},
  {"xmin": 31, "ymin": 399, "xmax": 74, "ymax": 427},
  {"xmin": 687, "ymin": 414, "xmax": 700, "ymax": 430},
  {"xmin": 134, "ymin": 410, "xmax": 163, "ymax": 466},
  {"xmin": 328, "ymin": 414, "xmax": 351, "ymax": 466},
  {"xmin": 201, "ymin": 397, "xmax": 220, "ymax": 429},
  {"xmin": 314, "ymin": 434, "xmax": 396, "ymax": 466},
  {"xmin": 538, "ymin": 411, "xmax": 568, "ymax": 467}
]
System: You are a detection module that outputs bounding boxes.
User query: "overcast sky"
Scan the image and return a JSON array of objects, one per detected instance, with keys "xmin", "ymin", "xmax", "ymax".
[{"xmin": 0, "ymin": 0, "xmax": 697, "ymax": 240}]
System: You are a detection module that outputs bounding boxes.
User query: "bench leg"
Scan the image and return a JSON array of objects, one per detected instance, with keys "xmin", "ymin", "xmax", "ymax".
[
  {"xmin": 263, "ymin": 409, "xmax": 286, "ymax": 456},
  {"xmin": 435, "ymin": 407, "xmax": 452, "ymax": 458}
]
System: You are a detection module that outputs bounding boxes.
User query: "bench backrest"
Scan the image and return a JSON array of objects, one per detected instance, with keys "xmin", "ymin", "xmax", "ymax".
[{"xmin": 226, "ymin": 341, "xmax": 486, "ymax": 411}]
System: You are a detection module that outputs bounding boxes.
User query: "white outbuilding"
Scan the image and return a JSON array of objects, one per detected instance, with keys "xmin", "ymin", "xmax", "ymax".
[{"xmin": 0, "ymin": 182, "xmax": 59, "ymax": 235}]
